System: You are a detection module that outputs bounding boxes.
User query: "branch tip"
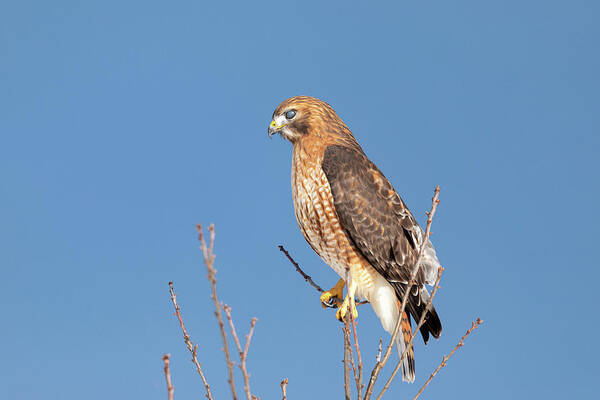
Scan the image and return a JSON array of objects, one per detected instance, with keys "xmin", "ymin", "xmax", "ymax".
[
  {"xmin": 162, "ymin": 354, "xmax": 174, "ymax": 400},
  {"xmin": 413, "ymin": 317, "xmax": 483, "ymax": 400}
]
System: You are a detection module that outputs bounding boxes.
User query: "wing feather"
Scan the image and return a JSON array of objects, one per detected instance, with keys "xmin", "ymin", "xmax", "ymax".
[
  {"xmin": 322, "ymin": 144, "xmax": 442, "ymax": 341},
  {"xmin": 322, "ymin": 145, "xmax": 425, "ymax": 285}
]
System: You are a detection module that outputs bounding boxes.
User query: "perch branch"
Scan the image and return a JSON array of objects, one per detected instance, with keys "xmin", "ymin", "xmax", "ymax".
[
  {"xmin": 343, "ymin": 319, "xmax": 360, "ymax": 397},
  {"xmin": 197, "ymin": 224, "xmax": 238, "ymax": 400},
  {"xmin": 162, "ymin": 354, "xmax": 174, "ymax": 400},
  {"xmin": 344, "ymin": 268, "xmax": 364, "ymax": 398},
  {"xmin": 364, "ymin": 185, "xmax": 440, "ymax": 400},
  {"xmin": 278, "ymin": 245, "xmax": 325, "ymax": 292},
  {"xmin": 351, "ymin": 308, "xmax": 364, "ymax": 398},
  {"xmin": 413, "ymin": 318, "xmax": 483, "ymax": 400},
  {"xmin": 278, "ymin": 245, "xmax": 368, "ymax": 307},
  {"xmin": 343, "ymin": 315, "xmax": 352, "ymax": 400},
  {"xmin": 168, "ymin": 282, "xmax": 213, "ymax": 400}
]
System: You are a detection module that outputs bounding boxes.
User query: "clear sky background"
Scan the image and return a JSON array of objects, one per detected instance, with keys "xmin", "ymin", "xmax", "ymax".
[{"xmin": 1, "ymin": 1, "xmax": 599, "ymax": 399}]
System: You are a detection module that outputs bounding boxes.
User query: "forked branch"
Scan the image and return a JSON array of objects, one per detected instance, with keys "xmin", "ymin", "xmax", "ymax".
[
  {"xmin": 168, "ymin": 225, "xmax": 266, "ymax": 399},
  {"xmin": 197, "ymin": 224, "xmax": 238, "ymax": 400}
]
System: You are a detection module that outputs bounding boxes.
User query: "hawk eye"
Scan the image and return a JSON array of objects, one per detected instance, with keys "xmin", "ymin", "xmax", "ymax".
[{"xmin": 285, "ymin": 110, "xmax": 297, "ymax": 120}]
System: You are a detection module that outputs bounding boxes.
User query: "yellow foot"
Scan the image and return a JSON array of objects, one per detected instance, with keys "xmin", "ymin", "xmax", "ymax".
[
  {"xmin": 336, "ymin": 295, "xmax": 358, "ymax": 321},
  {"xmin": 320, "ymin": 278, "xmax": 345, "ymax": 309}
]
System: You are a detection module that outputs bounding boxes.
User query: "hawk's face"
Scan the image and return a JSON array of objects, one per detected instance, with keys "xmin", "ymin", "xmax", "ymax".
[
  {"xmin": 268, "ymin": 96, "xmax": 359, "ymax": 148},
  {"xmin": 268, "ymin": 97, "xmax": 314, "ymax": 143}
]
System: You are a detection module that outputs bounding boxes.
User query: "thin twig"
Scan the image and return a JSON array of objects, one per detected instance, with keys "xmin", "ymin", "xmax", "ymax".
[
  {"xmin": 162, "ymin": 354, "xmax": 174, "ymax": 400},
  {"xmin": 364, "ymin": 186, "xmax": 441, "ymax": 400},
  {"xmin": 345, "ymin": 268, "xmax": 363, "ymax": 398},
  {"xmin": 244, "ymin": 318, "xmax": 258, "ymax": 362},
  {"xmin": 343, "ymin": 320, "xmax": 360, "ymax": 396},
  {"xmin": 376, "ymin": 266, "xmax": 444, "ymax": 400},
  {"xmin": 279, "ymin": 245, "xmax": 368, "ymax": 307},
  {"xmin": 280, "ymin": 378, "xmax": 288, "ymax": 400},
  {"xmin": 168, "ymin": 282, "xmax": 213, "ymax": 400},
  {"xmin": 413, "ymin": 318, "xmax": 483, "ymax": 400},
  {"xmin": 244, "ymin": 319, "xmax": 258, "ymax": 399},
  {"xmin": 278, "ymin": 245, "xmax": 325, "ymax": 292},
  {"xmin": 340, "ymin": 268, "xmax": 361, "ymax": 398},
  {"xmin": 343, "ymin": 315, "xmax": 352, "ymax": 400},
  {"xmin": 351, "ymin": 310, "xmax": 364, "ymax": 398},
  {"xmin": 224, "ymin": 305, "xmax": 258, "ymax": 400},
  {"xmin": 197, "ymin": 224, "xmax": 238, "ymax": 400},
  {"xmin": 376, "ymin": 339, "xmax": 382, "ymax": 363}
]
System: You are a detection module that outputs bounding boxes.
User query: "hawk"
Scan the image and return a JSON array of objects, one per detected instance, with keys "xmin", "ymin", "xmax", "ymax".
[{"xmin": 269, "ymin": 96, "xmax": 442, "ymax": 382}]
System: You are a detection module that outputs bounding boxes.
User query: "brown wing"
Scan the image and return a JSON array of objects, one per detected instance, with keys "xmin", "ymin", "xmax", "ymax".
[{"xmin": 321, "ymin": 144, "xmax": 441, "ymax": 342}]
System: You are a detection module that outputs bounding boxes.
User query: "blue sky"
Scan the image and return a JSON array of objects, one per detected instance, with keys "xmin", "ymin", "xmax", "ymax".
[{"xmin": 1, "ymin": 1, "xmax": 598, "ymax": 399}]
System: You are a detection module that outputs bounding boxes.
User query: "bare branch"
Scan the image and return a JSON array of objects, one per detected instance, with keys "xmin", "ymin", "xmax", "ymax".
[
  {"xmin": 376, "ymin": 340, "xmax": 382, "ymax": 363},
  {"xmin": 224, "ymin": 305, "xmax": 243, "ymax": 353},
  {"xmin": 168, "ymin": 282, "xmax": 213, "ymax": 400},
  {"xmin": 162, "ymin": 354, "xmax": 174, "ymax": 400},
  {"xmin": 343, "ymin": 319, "xmax": 360, "ymax": 397},
  {"xmin": 351, "ymin": 310, "xmax": 364, "ymax": 398},
  {"xmin": 343, "ymin": 268, "xmax": 363, "ymax": 398},
  {"xmin": 364, "ymin": 185, "xmax": 441, "ymax": 400},
  {"xmin": 376, "ymin": 266, "xmax": 444, "ymax": 400},
  {"xmin": 280, "ymin": 378, "xmax": 288, "ymax": 400},
  {"xmin": 279, "ymin": 245, "xmax": 370, "ymax": 312},
  {"xmin": 244, "ymin": 318, "xmax": 258, "ymax": 365},
  {"xmin": 197, "ymin": 224, "xmax": 238, "ymax": 400},
  {"xmin": 413, "ymin": 318, "xmax": 483, "ymax": 400},
  {"xmin": 278, "ymin": 245, "xmax": 325, "ymax": 293},
  {"xmin": 343, "ymin": 316, "xmax": 352, "ymax": 400},
  {"xmin": 224, "ymin": 305, "xmax": 258, "ymax": 400}
]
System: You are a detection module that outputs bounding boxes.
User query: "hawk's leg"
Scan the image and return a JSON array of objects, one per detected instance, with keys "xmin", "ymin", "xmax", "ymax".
[
  {"xmin": 336, "ymin": 279, "xmax": 358, "ymax": 321},
  {"xmin": 320, "ymin": 278, "xmax": 345, "ymax": 309}
]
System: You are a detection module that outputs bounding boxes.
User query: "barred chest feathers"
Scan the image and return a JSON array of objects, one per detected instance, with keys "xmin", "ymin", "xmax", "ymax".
[
  {"xmin": 291, "ymin": 143, "xmax": 362, "ymax": 280},
  {"xmin": 290, "ymin": 142, "xmax": 400, "ymax": 334}
]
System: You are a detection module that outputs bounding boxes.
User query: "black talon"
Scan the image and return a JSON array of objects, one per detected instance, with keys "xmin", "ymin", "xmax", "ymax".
[{"xmin": 323, "ymin": 296, "xmax": 339, "ymax": 308}]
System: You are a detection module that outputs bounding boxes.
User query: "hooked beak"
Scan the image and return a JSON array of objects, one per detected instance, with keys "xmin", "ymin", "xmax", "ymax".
[{"xmin": 268, "ymin": 119, "xmax": 287, "ymax": 138}]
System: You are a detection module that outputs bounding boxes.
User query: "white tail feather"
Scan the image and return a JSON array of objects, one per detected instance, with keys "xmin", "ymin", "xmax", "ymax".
[{"xmin": 364, "ymin": 274, "xmax": 415, "ymax": 383}]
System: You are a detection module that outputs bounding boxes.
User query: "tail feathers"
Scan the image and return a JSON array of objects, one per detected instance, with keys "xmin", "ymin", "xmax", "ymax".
[
  {"xmin": 423, "ymin": 305, "xmax": 442, "ymax": 341},
  {"xmin": 400, "ymin": 286, "xmax": 443, "ymax": 345},
  {"xmin": 396, "ymin": 307, "xmax": 415, "ymax": 383},
  {"xmin": 416, "ymin": 287, "xmax": 442, "ymax": 344}
]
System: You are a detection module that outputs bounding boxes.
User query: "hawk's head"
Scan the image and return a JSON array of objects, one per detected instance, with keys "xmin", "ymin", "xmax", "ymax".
[{"xmin": 268, "ymin": 96, "xmax": 354, "ymax": 144}]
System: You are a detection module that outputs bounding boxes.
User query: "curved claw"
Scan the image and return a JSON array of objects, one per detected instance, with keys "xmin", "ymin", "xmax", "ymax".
[
  {"xmin": 322, "ymin": 294, "xmax": 340, "ymax": 308},
  {"xmin": 320, "ymin": 278, "xmax": 346, "ymax": 309}
]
